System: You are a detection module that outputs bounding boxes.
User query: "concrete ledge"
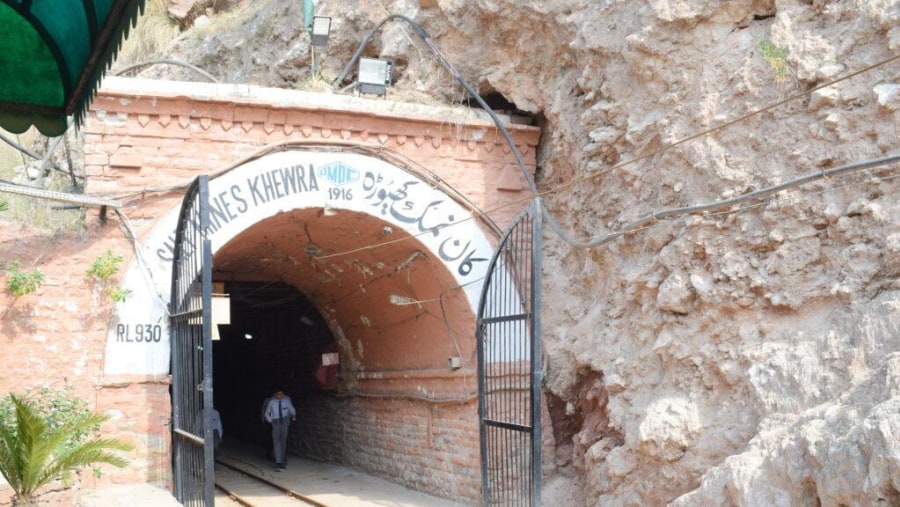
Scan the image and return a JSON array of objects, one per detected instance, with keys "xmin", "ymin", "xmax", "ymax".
[
  {"xmin": 76, "ymin": 484, "xmax": 180, "ymax": 507},
  {"xmin": 97, "ymin": 76, "xmax": 534, "ymax": 129}
]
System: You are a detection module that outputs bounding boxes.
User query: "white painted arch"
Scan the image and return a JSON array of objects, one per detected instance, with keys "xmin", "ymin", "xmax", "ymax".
[{"xmin": 104, "ymin": 149, "xmax": 504, "ymax": 375}]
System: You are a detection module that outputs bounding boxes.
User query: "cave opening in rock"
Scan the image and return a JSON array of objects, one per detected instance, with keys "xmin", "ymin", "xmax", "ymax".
[{"xmin": 461, "ymin": 90, "xmax": 535, "ymax": 123}]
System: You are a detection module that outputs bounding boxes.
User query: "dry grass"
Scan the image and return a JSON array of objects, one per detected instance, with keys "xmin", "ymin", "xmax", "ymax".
[
  {"xmin": 184, "ymin": 0, "xmax": 265, "ymax": 40},
  {"xmin": 2, "ymin": 183, "xmax": 86, "ymax": 234},
  {"xmin": 0, "ymin": 129, "xmax": 86, "ymax": 233},
  {"xmin": 114, "ymin": 0, "xmax": 180, "ymax": 67},
  {"xmin": 298, "ymin": 71, "xmax": 335, "ymax": 93}
]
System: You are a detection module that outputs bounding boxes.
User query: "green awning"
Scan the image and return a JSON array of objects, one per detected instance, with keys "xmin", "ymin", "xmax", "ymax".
[{"xmin": 0, "ymin": 0, "xmax": 145, "ymax": 136}]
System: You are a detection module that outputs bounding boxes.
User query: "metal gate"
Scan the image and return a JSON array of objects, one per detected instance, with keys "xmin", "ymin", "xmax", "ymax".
[
  {"xmin": 169, "ymin": 175, "xmax": 215, "ymax": 506},
  {"xmin": 477, "ymin": 198, "xmax": 543, "ymax": 506}
]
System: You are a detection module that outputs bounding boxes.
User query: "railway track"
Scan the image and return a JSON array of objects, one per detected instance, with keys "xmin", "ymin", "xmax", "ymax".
[{"xmin": 214, "ymin": 459, "xmax": 329, "ymax": 507}]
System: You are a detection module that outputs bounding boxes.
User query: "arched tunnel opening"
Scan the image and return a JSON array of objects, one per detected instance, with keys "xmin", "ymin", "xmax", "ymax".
[{"xmin": 204, "ymin": 201, "xmax": 485, "ymax": 496}]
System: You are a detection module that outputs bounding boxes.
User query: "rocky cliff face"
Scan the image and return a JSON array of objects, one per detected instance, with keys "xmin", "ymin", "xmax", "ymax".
[{"xmin": 146, "ymin": 0, "xmax": 900, "ymax": 505}]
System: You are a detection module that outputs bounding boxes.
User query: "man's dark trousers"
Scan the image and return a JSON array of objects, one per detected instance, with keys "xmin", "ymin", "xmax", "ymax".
[{"xmin": 271, "ymin": 417, "xmax": 290, "ymax": 467}]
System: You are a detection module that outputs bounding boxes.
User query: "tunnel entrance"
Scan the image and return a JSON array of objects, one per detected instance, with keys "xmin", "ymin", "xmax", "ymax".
[
  {"xmin": 203, "ymin": 194, "xmax": 485, "ymax": 479},
  {"xmin": 211, "ymin": 280, "xmax": 333, "ymax": 453},
  {"xmin": 201, "ymin": 196, "xmax": 487, "ymax": 502},
  {"xmin": 159, "ymin": 147, "xmax": 507, "ymax": 502}
]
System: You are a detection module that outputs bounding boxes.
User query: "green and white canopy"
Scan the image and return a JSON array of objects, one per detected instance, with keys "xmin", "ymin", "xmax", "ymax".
[{"xmin": 0, "ymin": 0, "xmax": 145, "ymax": 136}]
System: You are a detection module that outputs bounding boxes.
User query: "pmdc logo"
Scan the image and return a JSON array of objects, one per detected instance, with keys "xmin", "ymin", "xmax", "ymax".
[{"xmin": 317, "ymin": 162, "xmax": 360, "ymax": 186}]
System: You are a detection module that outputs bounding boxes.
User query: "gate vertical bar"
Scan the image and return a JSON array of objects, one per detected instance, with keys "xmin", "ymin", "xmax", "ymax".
[
  {"xmin": 200, "ymin": 178, "xmax": 214, "ymax": 507},
  {"xmin": 477, "ymin": 198, "xmax": 542, "ymax": 506},
  {"xmin": 530, "ymin": 199, "xmax": 543, "ymax": 504},
  {"xmin": 170, "ymin": 175, "xmax": 214, "ymax": 506}
]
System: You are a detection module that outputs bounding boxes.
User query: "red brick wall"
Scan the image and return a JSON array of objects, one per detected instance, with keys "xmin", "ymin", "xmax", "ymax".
[
  {"xmin": 295, "ymin": 396, "xmax": 482, "ymax": 502},
  {"xmin": 85, "ymin": 78, "xmax": 540, "ymax": 235},
  {"xmin": 0, "ymin": 221, "xmax": 174, "ymax": 494}
]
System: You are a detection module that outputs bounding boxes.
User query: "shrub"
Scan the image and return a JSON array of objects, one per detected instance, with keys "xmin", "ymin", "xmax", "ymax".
[
  {"xmin": 759, "ymin": 38, "xmax": 789, "ymax": 83},
  {"xmin": 0, "ymin": 388, "xmax": 131, "ymax": 506},
  {"xmin": 85, "ymin": 250, "xmax": 123, "ymax": 281},
  {"xmin": 86, "ymin": 250, "xmax": 131, "ymax": 303},
  {"xmin": 4, "ymin": 261, "xmax": 44, "ymax": 297}
]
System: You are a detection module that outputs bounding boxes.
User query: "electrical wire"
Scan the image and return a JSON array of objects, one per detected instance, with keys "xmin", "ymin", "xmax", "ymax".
[
  {"xmin": 325, "ymin": 250, "xmax": 426, "ymax": 307},
  {"xmin": 314, "ymin": 150, "xmax": 900, "ymax": 260},
  {"xmin": 331, "ymin": 14, "xmax": 539, "ymax": 196},
  {"xmin": 324, "ymin": 17, "xmax": 900, "ymax": 254},
  {"xmin": 543, "ymin": 153, "xmax": 900, "ymax": 248},
  {"xmin": 565, "ymin": 168, "xmax": 900, "ymax": 262},
  {"xmin": 103, "ymin": 21, "xmax": 900, "ymax": 262},
  {"xmin": 550, "ymin": 53, "xmax": 900, "ymax": 198},
  {"xmin": 0, "ymin": 127, "xmax": 70, "ymax": 177},
  {"xmin": 0, "ymin": 131, "xmax": 42, "ymax": 160},
  {"xmin": 438, "ymin": 277, "xmax": 485, "ymax": 370},
  {"xmin": 114, "ymin": 59, "xmax": 220, "ymax": 82},
  {"xmin": 333, "ymin": 388, "xmax": 478, "ymax": 405},
  {"xmin": 114, "ymin": 208, "xmax": 172, "ymax": 315},
  {"xmin": 107, "ymin": 140, "xmax": 499, "ymax": 237},
  {"xmin": 99, "ymin": 18, "xmax": 900, "ymax": 364},
  {"xmin": 106, "ymin": 139, "xmax": 499, "ymax": 326}
]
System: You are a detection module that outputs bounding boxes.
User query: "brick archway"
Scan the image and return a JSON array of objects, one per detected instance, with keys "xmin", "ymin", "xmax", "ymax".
[{"xmin": 85, "ymin": 77, "xmax": 540, "ymax": 502}]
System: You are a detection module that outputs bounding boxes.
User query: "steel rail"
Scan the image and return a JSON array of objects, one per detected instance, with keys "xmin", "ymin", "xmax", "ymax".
[
  {"xmin": 214, "ymin": 481, "xmax": 254, "ymax": 507},
  {"xmin": 214, "ymin": 459, "xmax": 329, "ymax": 507}
]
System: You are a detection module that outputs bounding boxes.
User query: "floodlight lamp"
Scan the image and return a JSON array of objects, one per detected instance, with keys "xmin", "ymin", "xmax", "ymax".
[
  {"xmin": 358, "ymin": 57, "xmax": 391, "ymax": 96},
  {"xmin": 311, "ymin": 16, "xmax": 331, "ymax": 47}
]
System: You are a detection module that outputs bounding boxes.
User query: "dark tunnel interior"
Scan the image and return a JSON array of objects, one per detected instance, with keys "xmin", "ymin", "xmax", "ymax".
[{"xmin": 211, "ymin": 280, "xmax": 335, "ymax": 452}]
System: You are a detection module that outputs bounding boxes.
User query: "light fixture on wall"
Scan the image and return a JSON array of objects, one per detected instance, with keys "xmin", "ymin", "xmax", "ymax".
[
  {"xmin": 198, "ymin": 282, "xmax": 231, "ymax": 341},
  {"xmin": 358, "ymin": 57, "xmax": 391, "ymax": 96},
  {"xmin": 211, "ymin": 284, "xmax": 230, "ymax": 341},
  {"xmin": 308, "ymin": 16, "xmax": 331, "ymax": 74},
  {"xmin": 310, "ymin": 16, "xmax": 331, "ymax": 47}
]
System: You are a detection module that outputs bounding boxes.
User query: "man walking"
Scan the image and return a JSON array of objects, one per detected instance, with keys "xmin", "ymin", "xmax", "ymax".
[{"xmin": 264, "ymin": 388, "xmax": 296, "ymax": 471}]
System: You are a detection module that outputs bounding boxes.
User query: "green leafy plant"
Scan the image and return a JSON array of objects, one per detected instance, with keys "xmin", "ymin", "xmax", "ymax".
[
  {"xmin": 759, "ymin": 39, "xmax": 789, "ymax": 82},
  {"xmin": 0, "ymin": 390, "xmax": 131, "ymax": 506},
  {"xmin": 0, "ymin": 200, "xmax": 8, "ymax": 212},
  {"xmin": 86, "ymin": 250, "xmax": 123, "ymax": 281},
  {"xmin": 107, "ymin": 287, "xmax": 132, "ymax": 303},
  {"xmin": 5, "ymin": 261, "xmax": 44, "ymax": 297},
  {"xmin": 86, "ymin": 250, "xmax": 131, "ymax": 303}
]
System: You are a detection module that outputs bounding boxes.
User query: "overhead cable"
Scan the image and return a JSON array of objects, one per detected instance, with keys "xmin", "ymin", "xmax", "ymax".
[
  {"xmin": 331, "ymin": 14, "xmax": 539, "ymax": 196},
  {"xmin": 0, "ymin": 128, "xmax": 69, "ymax": 175},
  {"xmin": 542, "ymin": 153, "xmax": 900, "ymax": 248},
  {"xmin": 114, "ymin": 59, "xmax": 220, "ymax": 82},
  {"xmin": 550, "ymin": 52, "xmax": 900, "ymax": 196},
  {"xmin": 330, "ymin": 14, "xmax": 900, "ymax": 251},
  {"xmin": 313, "ymin": 151, "xmax": 900, "ymax": 259}
]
